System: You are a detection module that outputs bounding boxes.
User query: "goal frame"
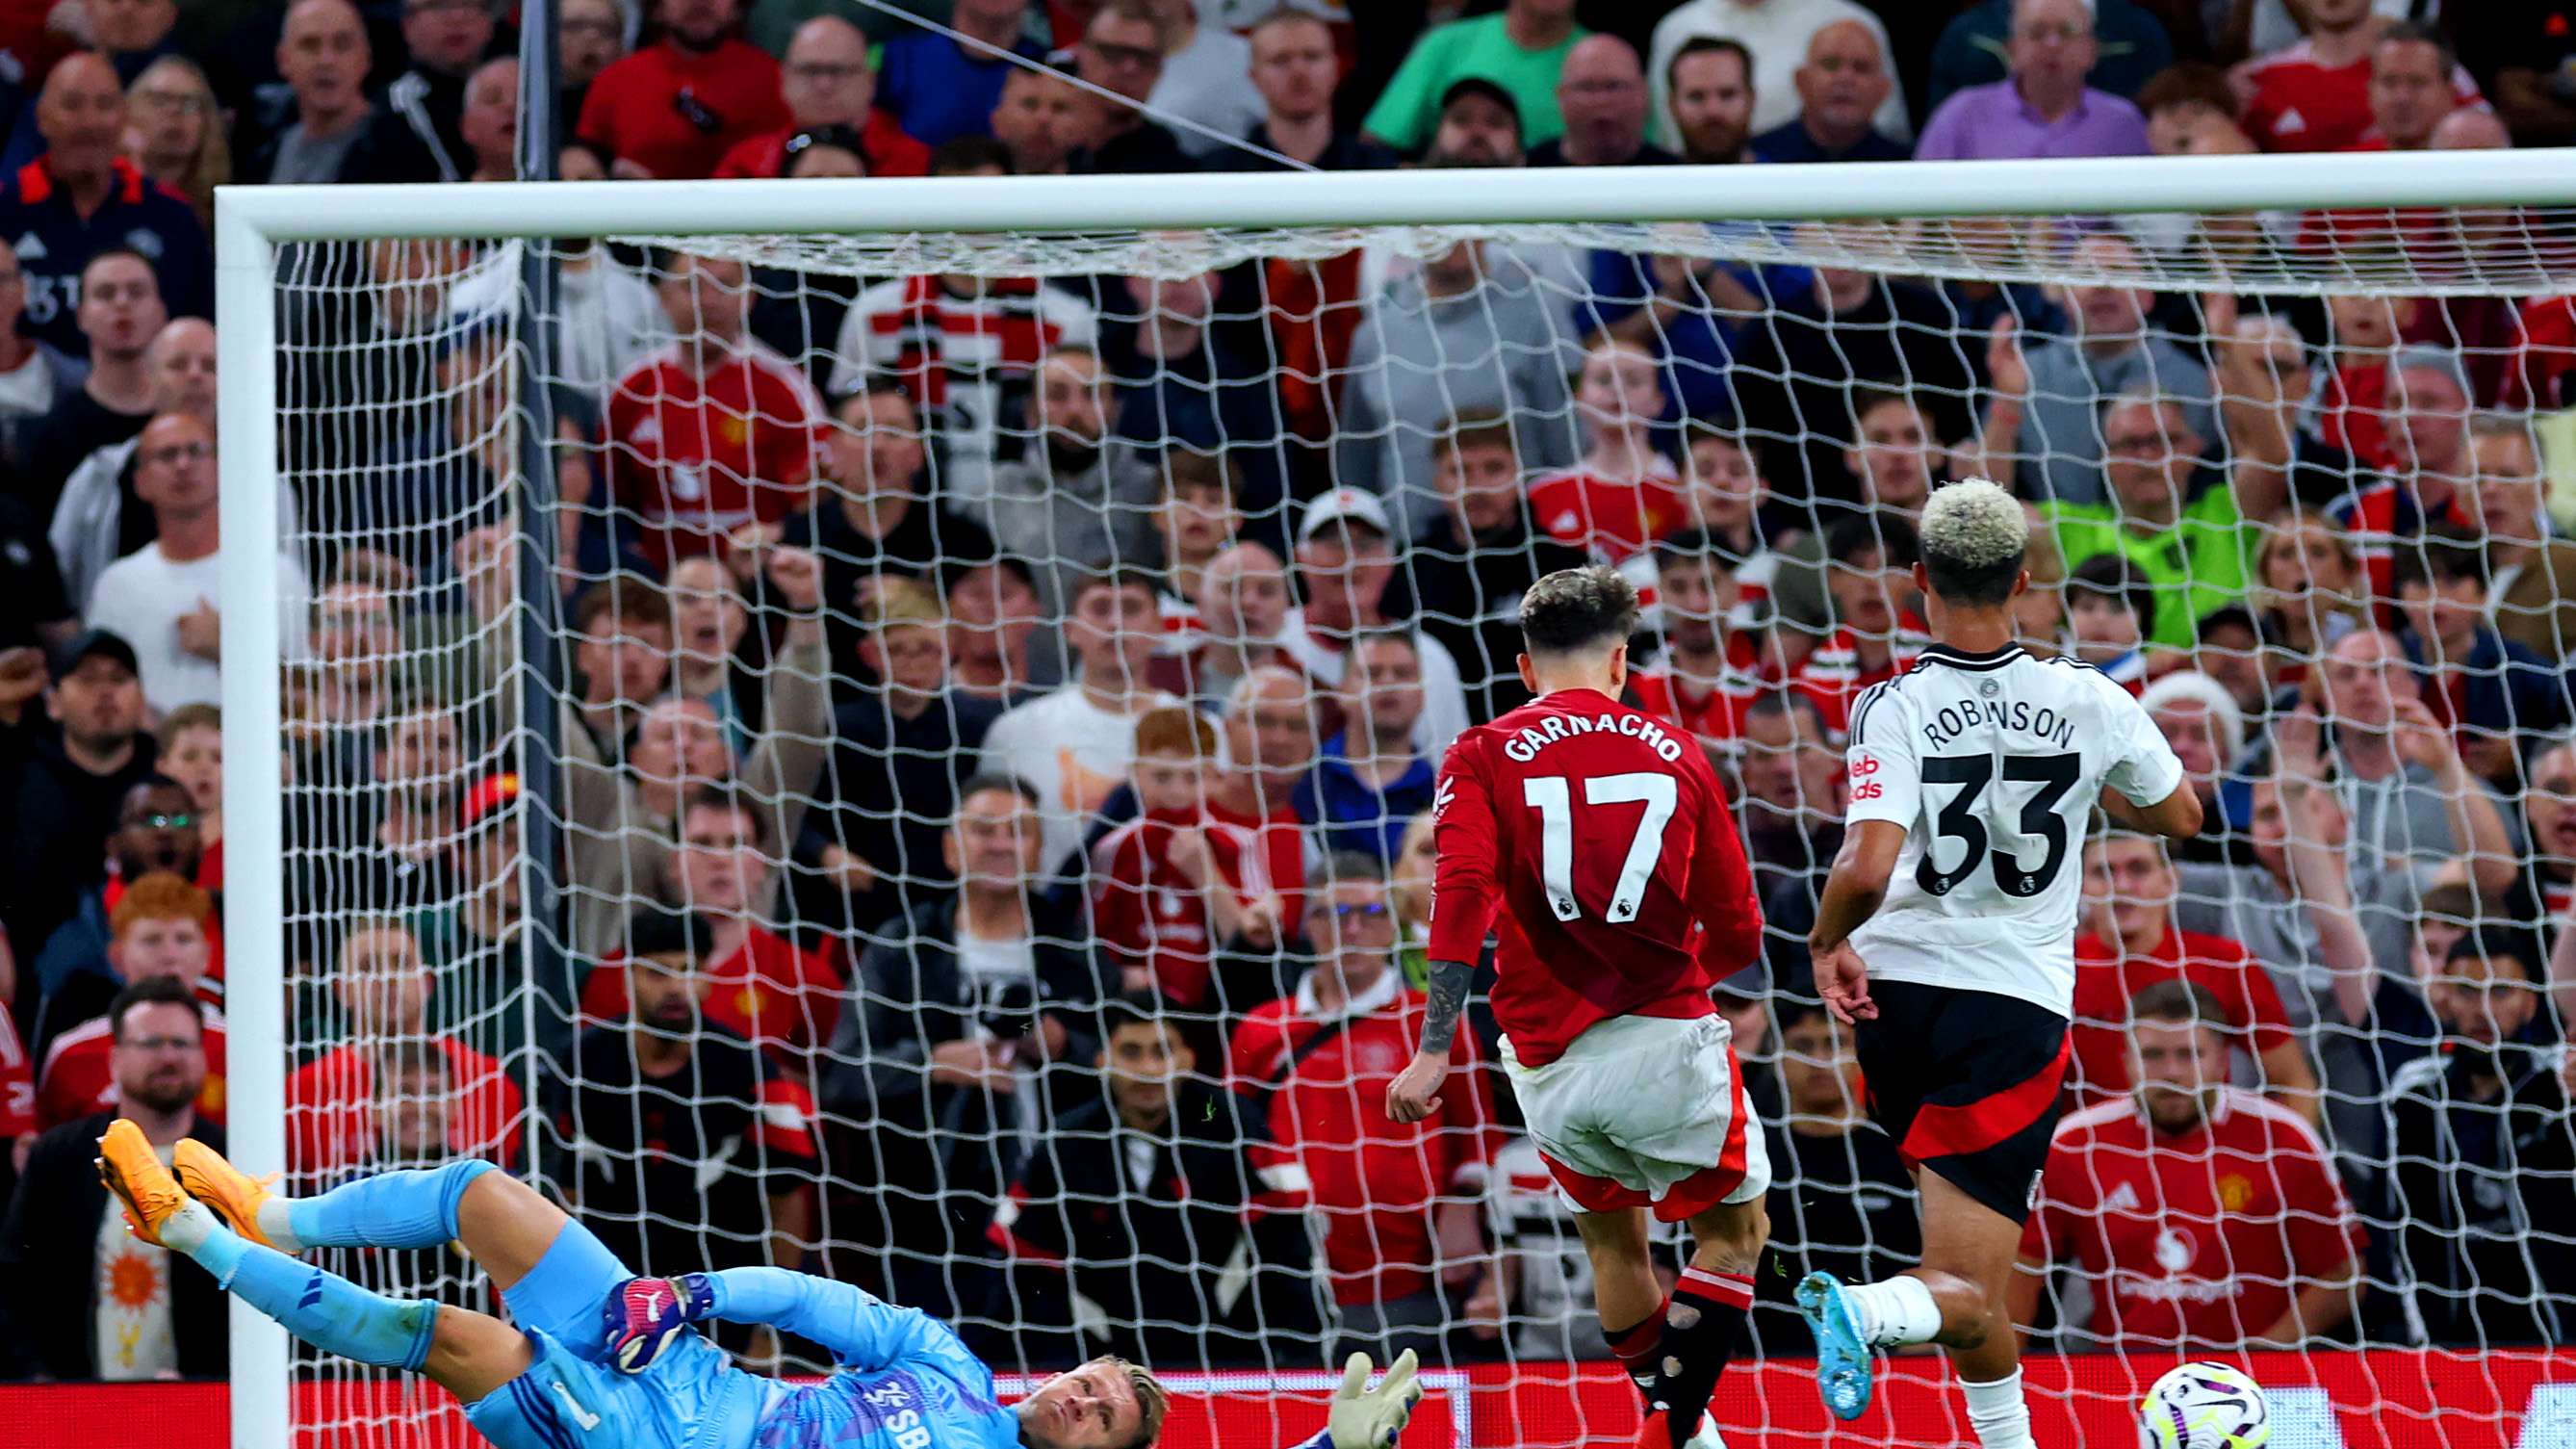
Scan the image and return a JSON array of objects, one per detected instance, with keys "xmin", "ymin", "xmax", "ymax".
[{"xmin": 213, "ymin": 147, "xmax": 2576, "ymax": 1447}]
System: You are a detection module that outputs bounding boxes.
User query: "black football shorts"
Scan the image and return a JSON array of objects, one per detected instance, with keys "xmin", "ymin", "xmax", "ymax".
[{"xmin": 1852, "ymin": 978, "xmax": 2071, "ymax": 1225}]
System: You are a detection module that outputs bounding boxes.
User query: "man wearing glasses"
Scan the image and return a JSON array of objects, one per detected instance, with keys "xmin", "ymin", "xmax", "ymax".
[
  {"xmin": 0, "ymin": 974, "xmax": 228, "ymax": 1379},
  {"xmin": 1065, "ymin": 1, "xmax": 1196, "ymax": 174},
  {"xmin": 82, "ymin": 413, "xmax": 312, "ymax": 714},
  {"xmin": 1228, "ymin": 851, "xmax": 1500, "ymax": 1364}
]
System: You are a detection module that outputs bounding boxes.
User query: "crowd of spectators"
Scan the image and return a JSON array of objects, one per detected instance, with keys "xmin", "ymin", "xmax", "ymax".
[{"xmin": 1, "ymin": 0, "xmax": 2575, "ymax": 1385}]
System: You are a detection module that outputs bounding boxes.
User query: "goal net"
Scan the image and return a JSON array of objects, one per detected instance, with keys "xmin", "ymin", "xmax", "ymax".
[{"xmin": 220, "ymin": 159, "xmax": 2576, "ymax": 1449}]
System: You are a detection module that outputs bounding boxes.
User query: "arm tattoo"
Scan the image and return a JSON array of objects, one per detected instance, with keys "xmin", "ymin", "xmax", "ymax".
[{"xmin": 1417, "ymin": 958, "xmax": 1474, "ymax": 1055}]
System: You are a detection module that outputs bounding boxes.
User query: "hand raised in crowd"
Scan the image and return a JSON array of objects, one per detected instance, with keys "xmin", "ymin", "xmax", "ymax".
[
  {"xmin": 762, "ymin": 544, "xmax": 825, "ymax": 614},
  {"xmin": 1985, "ymin": 314, "xmax": 2030, "ymax": 401}
]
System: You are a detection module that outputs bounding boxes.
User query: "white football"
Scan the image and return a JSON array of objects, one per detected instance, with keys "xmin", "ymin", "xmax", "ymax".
[{"xmin": 2138, "ymin": 1361, "xmax": 2271, "ymax": 1449}]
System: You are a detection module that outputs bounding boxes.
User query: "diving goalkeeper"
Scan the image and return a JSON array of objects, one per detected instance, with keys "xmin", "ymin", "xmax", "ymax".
[{"xmin": 95, "ymin": 1121, "xmax": 1424, "ymax": 1449}]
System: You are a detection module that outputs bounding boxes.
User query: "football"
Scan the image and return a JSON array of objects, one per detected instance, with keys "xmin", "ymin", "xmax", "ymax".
[{"xmin": 2138, "ymin": 1362, "xmax": 2271, "ymax": 1449}]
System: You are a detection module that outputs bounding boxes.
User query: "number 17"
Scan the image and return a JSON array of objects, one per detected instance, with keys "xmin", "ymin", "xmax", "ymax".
[{"xmin": 1524, "ymin": 772, "xmax": 1678, "ymax": 924}]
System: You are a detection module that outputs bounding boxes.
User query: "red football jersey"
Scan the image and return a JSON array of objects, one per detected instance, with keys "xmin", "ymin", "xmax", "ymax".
[
  {"xmin": 0, "ymin": 1007, "xmax": 31, "ymax": 1139},
  {"xmin": 2067, "ymin": 927, "xmax": 2294, "ymax": 1105},
  {"xmin": 1089, "ymin": 809, "xmax": 1283, "ymax": 1008},
  {"xmin": 604, "ymin": 339, "xmax": 826, "ymax": 562},
  {"xmin": 1629, "ymin": 664, "xmax": 1761, "ymax": 744},
  {"xmin": 1227, "ymin": 980, "xmax": 1500, "ymax": 1305},
  {"xmin": 2023, "ymin": 1089, "xmax": 2364, "ymax": 1347},
  {"xmin": 39, "ymin": 1007, "xmax": 228, "ymax": 1128},
  {"xmin": 1428, "ymin": 686, "xmax": 1762, "ymax": 1068},
  {"xmin": 1527, "ymin": 462, "xmax": 1689, "ymax": 565},
  {"xmin": 576, "ymin": 39, "xmax": 791, "ymax": 180},
  {"xmin": 2239, "ymin": 40, "xmax": 2479, "ymax": 154},
  {"xmin": 1790, "ymin": 609, "xmax": 1930, "ymax": 735},
  {"xmin": 580, "ymin": 926, "xmax": 844, "ymax": 1062},
  {"xmin": 286, "ymin": 1037, "xmax": 527, "ymax": 1178}
]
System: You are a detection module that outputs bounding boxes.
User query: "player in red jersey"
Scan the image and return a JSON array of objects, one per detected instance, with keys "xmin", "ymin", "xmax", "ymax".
[{"xmin": 1384, "ymin": 566, "xmax": 1767, "ymax": 1449}]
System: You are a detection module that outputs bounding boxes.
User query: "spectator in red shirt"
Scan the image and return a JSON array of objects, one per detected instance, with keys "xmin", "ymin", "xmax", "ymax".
[
  {"xmin": 1528, "ymin": 338, "xmax": 1686, "ymax": 566},
  {"xmin": 577, "ymin": 0, "xmax": 789, "ymax": 179},
  {"xmin": 36, "ymin": 870, "xmax": 224, "ymax": 1130},
  {"xmin": 2239, "ymin": 2, "xmax": 2476, "ymax": 154},
  {"xmin": 2350, "ymin": 23, "xmax": 2469, "ymax": 153},
  {"xmin": 2330, "ymin": 346, "xmax": 2479, "ymax": 598},
  {"xmin": 1631, "ymin": 533, "xmax": 1761, "ymax": 747},
  {"xmin": 714, "ymin": 17, "xmax": 930, "ymax": 179},
  {"xmin": 2013, "ymin": 979, "xmax": 2364, "ymax": 1349},
  {"xmin": 2073, "ymin": 833, "xmax": 2315, "ymax": 1121},
  {"xmin": 604, "ymin": 251, "xmax": 825, "ymax": 563},
  {"xmin": 1228, "ymin": 854, "xmax": 1499, "ymax": 1359},
  {"xmin": 286, "ymin": 919, "xmax": 524, "ymax": 1180},
  {"xmin": 1790, "ymin": 514, "xmax": 1925, "ymax": 736},
  {"xmin": 580, "ymin": 789, "xmax": 840, "ymax": 1063},
  {"xmin": 1091, "ymin": 707, "xmax": 1285, "ymax": 1017}
]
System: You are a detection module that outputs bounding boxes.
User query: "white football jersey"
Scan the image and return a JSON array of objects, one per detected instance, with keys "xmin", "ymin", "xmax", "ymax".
[{"xmin": 1842, "ymin": 642, "xmax": 2185, "ymax": 1018}]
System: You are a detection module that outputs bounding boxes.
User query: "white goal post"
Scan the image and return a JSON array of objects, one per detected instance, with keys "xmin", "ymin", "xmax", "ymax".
[{"xmin": 215, "ymin": 147, "xmax": 2576, "ymax": 1449}]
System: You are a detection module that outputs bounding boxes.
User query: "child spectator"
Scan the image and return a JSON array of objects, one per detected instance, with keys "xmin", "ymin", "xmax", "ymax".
[
  {"xmin": 1527, "ymin": 338, "xmax": 1686, "ymax": 566},
  {"xmin": 1790, "ymin": 515, "xmax": 1924, "ymax": 736},
  {"xmin": 154, "ymin": 704, "xmax": 220, "ymax": 888},
  {"xmin": 1630, "ymin": 533, "xmax": 1762, "ymax": 746},
  {"xmin": 36, "ymin": 871, "xmax": 225, "ymax": 1130},
  {"xmin": 2064, "ymin": 553, "xmax": 2152, "ymax": 694},
  {"xmin": 1089, "ymin": 707, "xmax": 1285, "ymax": 1017}
]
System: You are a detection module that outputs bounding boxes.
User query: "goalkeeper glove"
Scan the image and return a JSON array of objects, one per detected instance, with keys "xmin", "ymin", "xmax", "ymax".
[
  {"xmin": 1329, "ymin": 1349, "xmax": 1421, "ymax": 1449},
  {"xmin": 603, "ymin": 1273, "xmax": 715, "ymax": 1374}
]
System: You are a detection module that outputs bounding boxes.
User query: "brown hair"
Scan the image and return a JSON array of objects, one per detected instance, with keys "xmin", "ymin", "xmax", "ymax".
[
  {"xmin": 2135, "ymin": 62, "xmax": 2236, "ymax": 120},
  {"xmin": 156, "ymin": 702, "xmax": 219, "ymax": 750},
  {"xmin": 1133, "ymin": 706, "xmax": 1218, "ymax": 759},
  {"xmin": 1092, "ymin": 1356, "xmax": 1169, "ymax": 1449},
  {"xmin": 112, "ymin": 870, "xmax": 212, "ymax": 938},
  {"xmin": 1432, "ymin": 406, "xmax": 1518, "ymax": 465}
]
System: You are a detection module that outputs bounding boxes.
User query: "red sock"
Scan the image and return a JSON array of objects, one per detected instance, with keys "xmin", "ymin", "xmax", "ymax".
[{"xmin": 1605, "ymin": 1307, "xmax": 1668, "ymax": 1401}]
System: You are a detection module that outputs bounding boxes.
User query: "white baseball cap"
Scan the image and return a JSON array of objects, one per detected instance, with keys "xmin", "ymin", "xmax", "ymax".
[{"xmin": 1298, "ymin": 485, "xmax": 1393, "ymax": 543}]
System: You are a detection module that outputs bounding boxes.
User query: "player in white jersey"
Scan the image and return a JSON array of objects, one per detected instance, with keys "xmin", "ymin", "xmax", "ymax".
[{"xmin": 1794, "ymin": 480, "xmax": 2201, "ymax": 1447}]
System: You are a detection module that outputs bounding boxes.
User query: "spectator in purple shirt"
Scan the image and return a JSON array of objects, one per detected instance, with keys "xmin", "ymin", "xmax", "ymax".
[{"xmin": 1913, "ymin": 0, "xmax": 2149, "ymax": 162}]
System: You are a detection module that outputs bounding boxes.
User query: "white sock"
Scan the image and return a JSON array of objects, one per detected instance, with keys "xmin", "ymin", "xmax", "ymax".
[
  {"xmin": 1841, "ymin": 1277, "xmax": 1943, "ymax": 1347},
  {"xmin": 158, "ymin": 1199, "xmax": 218, "ymax": 1255},
  {"xmin": 256, "ymin": 1198, "xmax": 305, "ymax": 1254},
  {"xmin": 1962, "ymin": 1370, "xmax": 2034, "ymax": 1449}
]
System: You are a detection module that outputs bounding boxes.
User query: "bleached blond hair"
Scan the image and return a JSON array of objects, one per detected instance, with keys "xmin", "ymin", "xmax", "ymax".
[{"xmin": 1919, "ymin": 479, "xmax": 2029, "ymax": 605}]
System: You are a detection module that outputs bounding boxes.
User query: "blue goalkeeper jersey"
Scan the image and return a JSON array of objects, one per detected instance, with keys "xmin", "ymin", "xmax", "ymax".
[{"xmin": 711, "ymin": 1271, "xmax": 1024, "ymax": 1449}]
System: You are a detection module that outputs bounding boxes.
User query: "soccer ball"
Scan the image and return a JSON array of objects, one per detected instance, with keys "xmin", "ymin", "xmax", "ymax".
[{"xmin": 2138, "ymin": 1362, "xmax": 2270, "ymax": 1449}]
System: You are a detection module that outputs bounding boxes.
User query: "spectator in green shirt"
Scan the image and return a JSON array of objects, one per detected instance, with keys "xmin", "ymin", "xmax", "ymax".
[
  {"xmin": 1361, "ymin": 0, "xmax": 1585, "ymax": 154},
  {"xmin": 2043, "ymin": 389, "xmax": 2258, "ymax": 650}
]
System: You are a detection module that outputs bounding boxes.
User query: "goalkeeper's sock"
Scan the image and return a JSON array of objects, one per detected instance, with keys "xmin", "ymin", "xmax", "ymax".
[
  {"xmin": 1961, "ymin": 1370, "xmax": 2035, "ymax": 1449},
  {"xmin": 1649, "ymin": 1268, "xmax": 1755, "ymax": 1445},
  {"xmin": 1842, "ymin": 1275, "xmax": 1943, "ymax": 1348},
  {"xmin": 172, "ymin": 1213, "xmax": 437, "ymax": 1371},
  {"xmin": 284, "ymin": 1158, "xmax": 497, "ymax": 1252}
]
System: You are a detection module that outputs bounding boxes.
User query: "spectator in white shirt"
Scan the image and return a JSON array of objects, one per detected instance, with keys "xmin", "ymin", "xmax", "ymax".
[
  {"xmin": 82, "ymin": 414, "xmax": 310, "ymax": 712},
  {"xmin": 1648, "ymin": 0, "xmax": 1907, "ymax": 149},
  {"xmin": 978, "ymin": 568, "xmax": 1183, "ymax": 877},
  {"xmin": 1142, "ymin": 0, "xmax": 1261, "ymax": 157},
  {"xmin": 1277, "ymin": 488, "xmax": 1470, "ymax": 753}
]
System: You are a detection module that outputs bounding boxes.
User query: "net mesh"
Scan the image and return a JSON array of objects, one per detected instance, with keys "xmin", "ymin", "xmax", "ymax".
[{"xmin": 258, "ymin": 203, "xmax": 2576, "ymax": 1445}]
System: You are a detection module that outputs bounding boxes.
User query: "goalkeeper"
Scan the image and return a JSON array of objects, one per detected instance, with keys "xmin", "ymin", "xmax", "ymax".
[{"xmin": 95, "ymin": 1121, "xmax": 1424, "ymax": 1449}]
